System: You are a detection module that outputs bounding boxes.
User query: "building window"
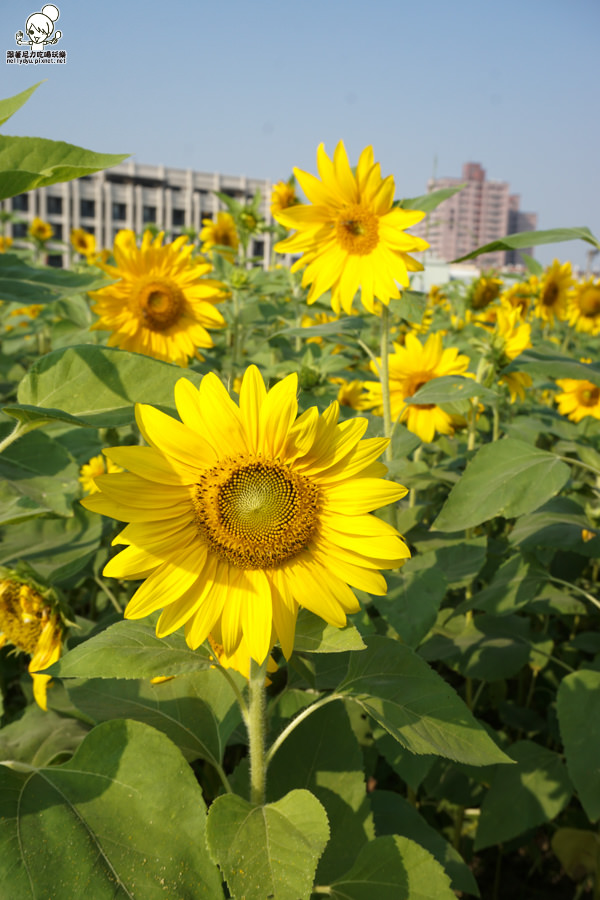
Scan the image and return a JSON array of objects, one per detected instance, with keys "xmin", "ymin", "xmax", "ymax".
[
  {"xmin": 80, "ymin": 198, "xmax": 96, "ymax": 218},
  {"xmin": 12, "ymin": 222, "xmax": 28, "ymax": 238},
  {"xmin": 252, "ymin": 239, "xmax": 265, "ymax": 259},
  {"xmin": 112, "ymin": 202, "xmax": 127, "ymax": 221},
  {"xmin": 47, "ymin": 254, "xmax": 63, "ymax": 268},
  {"xmin": 50, "ymin": 222, "xmax": 63, "ymax": 240},
  {"xmin": 172, "ymin": 208, "xmax": 185, "ymax": 226},
  {"xmin": 12, "ymin": 195, "xmax": 29, "ymax": 212},
  {"xmin": 47, "ymin": 196, "xmax": 62, "ymax": 215},
  {"xmin": 143, "ymin": 205, "xmax": 157, "ymax": 224}
]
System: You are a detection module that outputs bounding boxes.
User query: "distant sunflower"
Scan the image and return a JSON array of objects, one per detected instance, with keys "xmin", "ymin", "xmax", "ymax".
[
  {"xmin": 200, "ymin": 212, "xmax": 239, "ymax": 259},
  {"xmin": 533, "ymin": 260, "xmax": 572, "ymax": 325},
  {"xmin": 555, "ymin": 377, "xmax": 600, "ymax": 423},
  {"xmin": 364, "ymin": 332, "xmax": 471, "ymax": 443},
  {"xmin": 567, "ymin": 277, "xmax": 600, "ymax": 335},
  {"xmin": 71, "ymin": 227, "xmax": 96, "ymax": 260},
  {"xmin": 28, "ymin": 217, "xmax": 53, "ymax": 242},
  {"xmin": 89, "ymin": 229, "xmax": 227, "ymax": 367},
  {"xmin": 79, "ymin": 453, "xmax": 124, "ymax": 495},
  {"xmin": 82, "ymin": 366, "xmax": 409, "ymax": 664},
  {"xmin": 270, "ymin": 180, "xmax": 298, "ymax": 216},
  {"xmin": 500, "ymin": 280, "xmax": 533, "ymax": 318},
  {"xmin": 0, "ymin": 236, "xmax": 13, "ymax": 253},
  {"xmin": 273, "ymin": 141, "xmax": 429, "ymax": 315},
  {"xmin": 468, "ymin": 274, "xmax": 503, "ymax": 310}
]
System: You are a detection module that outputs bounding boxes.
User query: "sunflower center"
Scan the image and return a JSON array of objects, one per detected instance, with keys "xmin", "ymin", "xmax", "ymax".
[
  {"xmin": 136, "ymin": 279, "xmax": 184, "ymax": 331},
  {"xmin": 336, "ymin": 204, "xmax": 379, "ymax": 255},
  {"xmin": 0, "ymin": 581, "xmax": 46, "ymax": 656},
  {"xmin": 579, "ymin": 288, "xmax": 600, "ymax": 318},
  {"xmin": 577, "ymin": 382, "xmax": 600, "ymax": 407},
  {"xmin": 192, "ymin": 455, "xmax": 320, "ymax": 569},
  {"xmin": 541, "ymin": 282, "xmax": 559, "ymax": 307}
]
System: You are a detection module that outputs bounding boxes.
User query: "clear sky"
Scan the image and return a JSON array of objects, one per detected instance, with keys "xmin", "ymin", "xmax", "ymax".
[{"xmin": 3, "ymin": 0, "xmax": 599, "ymax": 269}]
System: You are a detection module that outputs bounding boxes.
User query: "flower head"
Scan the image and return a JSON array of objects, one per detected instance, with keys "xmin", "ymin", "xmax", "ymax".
[
  {"xmin": 89, "ymin": 229, "xmax": 227, "ymax": 367},
  {"xmin": 533, "ymin": 260, "xmax": 572, "ymax": 325},
  {"xmin": 271, "ymin": 181, "xmax": 298, "ymax": 216},
  {"xmin": 71, "ymin": 227, "xmax": 97, "ymax": 261},
  {"xmin": 364, "ymin": 332, "xmax": 471, "ymax": 443},
  {"xmin": 28, "ymin": 217, "xmax": 53, "ymax": 242},
  {"xmin": 468, "ymin": 274, "xmax": 503, "ymax": 310},
  {"xmin": 273, "ymin": 141, "xmax": 429, "ymax": 315},
  {"xmin": 0, "ymin": 572, "xmax": 66, "ymax": 709},
  {"xmin": 0, "ymin": 236, "xmax": 13, "ymax": 253},
  {"xmin": 79, "ymin": 453, "xmax": 124, "ymax": 495},
  {"xmin": 200, "ymin": 212, "xmax": 239, "ymax": 260},
  {"xmin": 567, "ymin": 277, "xmax": 600, "ymax": 335},
  {"xmin": 555, "ymin": 377, "xmax": 600, "ymax": 422},
  {"xmin": 82, "ymin": 366, "xmax": 409, "ymax": 664}
]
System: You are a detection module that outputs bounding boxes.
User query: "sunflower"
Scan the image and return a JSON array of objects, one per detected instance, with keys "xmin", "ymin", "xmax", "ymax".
[
  {"xmin": 331, "ymin": 378, "xmax": 373, "ymax": 411},
  {"xmin": 500, "ymin": 280, "xmax": 533, "ymax": 318},
  {"xmin": 364, "ymin": 332, "xmax": 471, "ymax": 443},
  {"xmin": 71, "ymin": 227, "xmax": 96, "ymax": 260},
  {"xmin": 468, "ymin": 274, "xmax": 503, "ymax": 310},
  {"xmin": 273, "ymin": 141, "xmax": 429, "ymax": 315},
  {"xmin": 199, "ymin": 212, "xmax": 240, "ymax": 260},
  {"xmin": 79, "ymin": 453, "xmax": 124, "ymax": 495},
  {"xmin": 0, "ymin": 236, "xmax": 13, "ymax": 253},
  {"xmin": 555, "ymin": 377, "xmax": 600, "ymax": 423},
  {"xmin": 567, "ymin": 277, "xmax": 600, "ymax": 335},
  {"xmin": 28, "ymin": 217, "xmax": 53, "ymax": 242},
  {"xmin": 82, "ymin": 366, "xmax": 409, "ymax": 664},
  {"xmin": 0, "ymin": 574, "xmax": 65, "ymax": 710},
  {"xmin": 271, "ymin": 181, "xmax": 298, "ymax": 216},
  {"xmin": 533, "ymin": 260, "xmax": 572, "ymax": 325},
  {"xmin": 89, "ymin": 229, "xmax": 227, "ymax": 367}
]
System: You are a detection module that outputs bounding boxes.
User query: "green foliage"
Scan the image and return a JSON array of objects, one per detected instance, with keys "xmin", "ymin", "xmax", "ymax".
[{"xmin": 557, "ymin": 670, "xmax": 600, "ymax": 822}]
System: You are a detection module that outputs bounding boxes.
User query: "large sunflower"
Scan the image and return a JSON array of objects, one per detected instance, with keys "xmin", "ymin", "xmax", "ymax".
[
  {"xmin": 567, "ymin": 277, "xmax": 600, "ymax": 335},
  {"xmin": 533, "ymin": 260, "xmax": 572, "ymax": 325},
  {"xmin": 273, "ymin": 142, "xmax": 429, "ymax": 315},
  {"xmin": 364, "ymin": 332, "xmax": 471, "ymax": 443},
  {"xmin": 89, "ymin": 230, "xmax": 227, "ymax": 367},
  {"xmin": 82, "ymin": 366, "xmax": 409, "ymax": 664}
]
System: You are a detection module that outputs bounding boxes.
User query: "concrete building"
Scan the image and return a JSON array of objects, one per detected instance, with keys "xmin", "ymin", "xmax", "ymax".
[
  {"xmin": 412, "ymin": 162, "xmax": 537, "ymax": 270},
  {"xmin": 1, "ymin": 160, "xmax": 274, "ymax": 267}
]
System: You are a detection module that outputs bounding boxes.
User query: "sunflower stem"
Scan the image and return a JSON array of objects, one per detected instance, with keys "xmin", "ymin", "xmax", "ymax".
[
  {"xmin": 248, "ymin": 656, "xmax": 269, "ymax": 806},
  {"xmin": 0, "ymin": 419, "xmax": 36, "ymax": 455},
  {"xmin": 379, "ymin": 303, "xmax": 393, "ymax": 464}
]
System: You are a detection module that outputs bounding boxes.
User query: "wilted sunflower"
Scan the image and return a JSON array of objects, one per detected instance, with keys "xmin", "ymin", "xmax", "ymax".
[
  {"xmin": 200, "ymin": 212, "xmax": 239, "ymax": 259},
  {"xmin": 364, "ymin": 332, "xmax": 471, "ymax": 443},
  {"xmin": 89, "ymin": 229, "xmax": 227, "ymax": 367},
  {"xmin": 28, "ymin": 217, "xmax": 53, "ymax": 242},
  {"xmin": 71, "ymin": 227, "xmax": 96, "ymax": 260},
  {"xmin": 0, "ymin": 574, "xmax": 65, "ymax": 709},
  {"xmin": 273, "ymin": 141, "xmax": 429, "ymax": 315},
  {"xmin": 567, "ymin": 277, "xmax": 600, "ymax": 335},
  {"xmin": 82, "ymin": 366, "xmax": 409, "ymax": 665},
  {"xmin": 555, "ymin": 377, "xmax": 600, "ymax": 422},
  {"xmin": 533, "ymin": 260, "xmax": 572, "ymax": 325}
]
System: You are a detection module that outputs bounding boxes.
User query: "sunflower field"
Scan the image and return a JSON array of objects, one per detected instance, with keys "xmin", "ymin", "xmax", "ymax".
[{"xmin": 2, "ymin": 83, "xmax": 600, "ymax": 900}]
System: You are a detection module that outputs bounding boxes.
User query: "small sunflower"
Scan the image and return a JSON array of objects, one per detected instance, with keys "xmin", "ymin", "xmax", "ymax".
[
  {"xmin": 333, "ymin": 378, "xmax": 373, "ymax": 411},
  {"xmin": 273, "ymin": 141, "xmax": 429, "ymax": 315},
  {"xmin": 89, "ymin": 230, "xmax": 227, "ymax": 367},
  {"xmin": 500, "ymin": 280, "xmax": 533, "ymax": 318},
  {"xmin": 82, "ymin": 366, "xmax": 410, "ymax": 664},
  {"xmin": 28, "ymin": 217, "xmax": 53, "ymax": 242},
  {"xmin": 567, "ymin": 277, "xmax": 600, "ymax": 335},
  {"xmin": 555, "ymin": 377, "xmax": 600, "ymax": 423},
  {"xmin": 468, "ymin": 274, "xmax": 503, "ymax": 310},
  {"xmin": 79, "ymin": 453, "xmax": 124, "ymax": 495},
  {"xmin": 0, "ymin": 573, "xmax": 66, "ymax": 709},
  {"xmin": 271, "ymin": 181, "xmax": 298, "ymax": 216},
  {"xmin": 71, "ymin": 228, "xmax": 97, "ymax": 261},
  {"xmin": 533, "ymin": 260, "xmax": 572, "ymax": 325},
  {"xmin": 364, "ymin": 332, "xmax": 471, "ymax": 443},
  {"xmin": 0, "ymin": 236, "xmax": 13, "ymax": 253},
  {"xmin": 200, "ymin": 212, "xmax": 240, "ymax": 259}
]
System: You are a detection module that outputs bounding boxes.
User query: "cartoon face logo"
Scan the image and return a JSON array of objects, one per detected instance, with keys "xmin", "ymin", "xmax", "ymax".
[{"xmin": 16, "ymin": 5, "xmax": 62, "ymax": 48}]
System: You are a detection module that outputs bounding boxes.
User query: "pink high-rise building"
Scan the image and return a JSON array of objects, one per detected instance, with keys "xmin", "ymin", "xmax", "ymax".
[{"xmin": 412, "ymin": 162, "xmax": 537, "ymax": 269}]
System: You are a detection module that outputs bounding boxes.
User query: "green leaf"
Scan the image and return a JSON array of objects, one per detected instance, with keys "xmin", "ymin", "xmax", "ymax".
[
  {"xmin": 267, "ymin": 702, "xmax": 370, "ymax": 883},
  {"xmin": 327, "ymin": 835, "xmax": 456, "ymax": 900},
  {"xmin": 12, "ymin": 345, "xmax": 205, "ymax": 429},
  {"xmin": 0, "ymin": 705, "xmax": 89, "ymax": 767},
  {"xmin": 503, "ymin": 348, "xmax": 600, "ymax": 387},
  {"xmin": 0, "ymin": 719, "xmax": 223, "ymax": 898},
  {"xmin": 0, "ymin": 429, "xmax": 78, "ymax": 523},
  {"xmin": 293, "ymin": 609, "xmax": 365, "ymax": 653},
  {"xmin": 47, "ymin": 617, "xmax": 214, "ymax": 680},
  {"xmin": 67, "ymin": 670, "xmax": 242, "ymax": 767},
  {"xmin": 400, "ymin": 184, "xmax": 466, "ymax": 213},
  {"xmin": 475, "ymin": 740, "xmax": 572, "ymax": 849},
  {"xmin": 206, "ymin": 789, "xmax": 329, "ymax": 900},
  {"xmin": 458, "ymin": 554, "xmax": 543, "ymax": 615},
  {"xmin": 557, "ymin": 670, "xmax": 600, "ymax": 823},
  {"xmin": 551, "ymin": 828, "xmax": 600, "ymax": 881},
  {"xmin": 433, "ymin": 438, "xmax": 571, "ymax": 532},
  {"xmin": 405, "ymin": 375, "xmax": 498, "ymax": 406},
  {"xmin": 370, "ymin": 791, "xmax": 480, "ymax": 896},
  {"xmin": 273, "ymin": 316, "xmax": 365, "ymax": 339},
  {"xmin": 389, "ymin": 290, "xmax": 427, "ymax": 323},
  {"xmin": 0, "ymin": 135, "xmax": 128, "ymax": 202},
  {"xmin": 0, "ymin": 253, "xmax": 106, "ymax": 305},
  {"xmin": 0, "ymin": 82, "xmax": 44, "ymax": 128},
  {"xmin": 337, "ymin": 636, "xmax": 512, "ymax": 765},
  {"xmin": 452, "ymin": 226, "xmax": 600, "ymax": 262},
  {"xmin": 509, "ymin": 497, "xmax": 593, "ymax": 550},
  {"xmin": 373, "ymin": 557, "xmax": 447, "ymax": 647}
]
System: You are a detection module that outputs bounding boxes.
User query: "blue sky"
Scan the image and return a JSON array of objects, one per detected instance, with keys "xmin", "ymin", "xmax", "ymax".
[{"xmin": 3, "ymin": 0, "xmax": 599, "ymax": 268}]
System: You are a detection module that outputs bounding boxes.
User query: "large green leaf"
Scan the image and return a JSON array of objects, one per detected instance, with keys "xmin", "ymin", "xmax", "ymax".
[
  {"xmin": 503, "ymin": 348, "xmax": 600, "ymax": 387},
  {"xmin": 326, "ymin": 835, "xmax": 456, "ymax": 900},
  {"xmin": 0, "ymin": 705, "xmax": 89, "ymax": 767},
  {"xmin": 67, "ymin": 670, "xmax": 242, "ymax": 767},
  {"xmin": 0, "ymin": 719, "xmax": 223, "ymax": 898},
  {"xmin": 400, "ymin": 184, "xmax": 465, "ymax": 213},
  {"xmin": 0, "ymin": 82, "xmax": 43, "ymax": 128},
  {"xmin": 206, "ymin": 789, "xmax": 329, "ymax": 900},
  {"xmin": 457, "ymin": 553, "xmax": 543, "ymax": 615},
  {"xmin": 47, "ymin": 617, "xmax": 214, "ymax": 680},
  {"xmin": 9, "ymin": 344, "xmax": 205, "ymax": 429},
  {"xmin": 373, "ymin": 557, "xmax": 447, "ymax": 647},
  {"xmin": 293, "ymin": 608, "xmax": 365, "ymax": 653},
  {"xmin": 433, "ymin": 438, "xmax": 571, "ymax": 532},
  {"xmin": 337, "ymin": 636, "xmax": 512, "ymax": 765},
  {"xmin": 474, "ymin": 740, "xmax": 572, "ymax": 850},
  {"xmin": 0, "ymin": 135, "xmax": 128, "ymax": 201},
  {"xmin": 452, "ymin": 226, "xmax": 600, "ymax": 262},
  {"xmin": 0, "ymin": 253, "xmax": 106, "ymax": 305},
  {"xmin": 557, "ymin": 670, "xmax": 600, "ymax": 823},
  {"xmin": 0, "ymin": 429, "xmax": 78, "ymax": 523},
  {"xmin": 405, "ymin": 375, "xmax": 498, "ymax": 406}
]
